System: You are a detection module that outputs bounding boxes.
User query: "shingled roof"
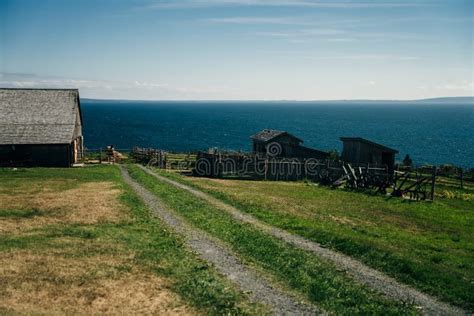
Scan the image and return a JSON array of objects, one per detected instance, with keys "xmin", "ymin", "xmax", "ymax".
[
  {"xmin": 250, "ymin": 129, "xmax": 303, "ymax": 143},
  {"xmin": 0, "ymin": 89, "xmax": 82, "ymax": 145}
]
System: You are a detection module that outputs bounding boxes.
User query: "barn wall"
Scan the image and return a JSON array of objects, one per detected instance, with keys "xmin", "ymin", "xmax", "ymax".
[
  {"xmin": 253, "ymin": 141, "xmax": 266, "ymax": 155},
  {"xmin": 342, "ymin": 141, "xmax": 395, "ymax": 169},
  {"xmin": 343, "ymin": 141, "xmax": 383, "ymax": 164},
  {"xmin": 359, "ymin": 142, "xmax": 383, "ymax": 164},
  {"xmin": 0, "ymin": 144, "xmax": 72, "ymax": 167},
  {"xmin": 342, "ymin": 141, "xmax": 362, "ymax": 162}
]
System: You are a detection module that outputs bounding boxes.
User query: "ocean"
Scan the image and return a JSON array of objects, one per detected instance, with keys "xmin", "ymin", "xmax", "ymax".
[{"xmin": 81, "ymin": 100, "xmax": 474, "ymax": 168}]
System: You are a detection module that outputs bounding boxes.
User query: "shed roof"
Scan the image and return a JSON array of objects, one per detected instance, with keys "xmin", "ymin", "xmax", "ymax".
[
  {"xmin": 0, "ymin": 88, "xmax": 82, "ymax": 145},
  {"xmin": 340, "ymin": 137, "xmax": 398, "ymax": 153},
  {"xmin": 250, "ymin": 129, "xmax": 303, "ymax": 143}
]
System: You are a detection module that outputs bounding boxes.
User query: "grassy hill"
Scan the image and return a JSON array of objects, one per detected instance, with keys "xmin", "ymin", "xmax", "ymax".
[
  {"xmin": 1, "ymin": 165, "xmax": 472, "ymax": 313},
  {"xmin": 158, "ymin": 170, "xmax": 474, "ymax": 310}
]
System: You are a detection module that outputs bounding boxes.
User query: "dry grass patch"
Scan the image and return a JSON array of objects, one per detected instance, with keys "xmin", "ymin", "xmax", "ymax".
[
  {"xmin": 0, "ymin": 181, "xmax": 128, "ymax": 234},
  {"xmin": 0, "ymin": 174, "xmax": 198, "ymax": 315},
  {"xmin": 0, "ymin": 167, "xmax": 264, "ymax": 315},
  {"xmin": 0, "ymin": 250, "xmax": 195, "ymax": 315}
]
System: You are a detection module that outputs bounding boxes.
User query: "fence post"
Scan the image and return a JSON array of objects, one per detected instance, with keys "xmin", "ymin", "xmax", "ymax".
[
  {"xmin": 264, "ymin": 159, "xmax": 268, "ymax": 181},
  {"xmin": 460, "ymin": 168, "xmax": 464, "ymax": 189},
  {"xmin": 99, "ymin": 148, "xmax": 102, "ymax": 164},
  {"xmin": 430, "ymin": 166, "xmax": 436, "ymax": 201},
  {"xmin": 326, "ymin": 160, "xmax": 330, "ymax": 181}
]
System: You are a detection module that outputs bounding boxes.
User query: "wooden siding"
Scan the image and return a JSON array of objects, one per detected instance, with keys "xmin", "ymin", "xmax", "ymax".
[
  {"xmin": 0, "ymin": 144, "xmax": 73, "ymax": 167},
  {"xmin": 341, "ymin": 140, "xmax": 396, "ymax": 170}
]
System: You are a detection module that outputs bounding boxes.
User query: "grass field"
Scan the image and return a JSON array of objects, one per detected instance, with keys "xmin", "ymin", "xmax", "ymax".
[
  {"xmin": 156, "ymin": 169, "xmax": 474, "ymax": 311},
  {"xmin": 128, "ymin": 165, "xmax": 417, "ymax": 315},
  {"xmin": 1, "ymin": 165, "xmax": 471, "ymax": 314},
  {"xmin": 0, "ymin": 166, "xmax": 263, "ymax": 315}
]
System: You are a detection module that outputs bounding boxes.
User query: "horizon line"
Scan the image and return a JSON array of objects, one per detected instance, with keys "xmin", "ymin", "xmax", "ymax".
[{"xmin": 79, "ymin": 96, "xmax": 474, "ymax": 103}]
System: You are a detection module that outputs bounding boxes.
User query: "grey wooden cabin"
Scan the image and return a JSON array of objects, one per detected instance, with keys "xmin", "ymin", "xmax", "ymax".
[
  {"xmin": 251, "ymin": 129, "xmax": 328, "ymax": 159},
  {"xmin": 0, "ymin": 88, "xmax": 84, "ymax": 167},
  {"xmin": 340, "ymin": 137, "xmax": 398, "ymax": 170}
]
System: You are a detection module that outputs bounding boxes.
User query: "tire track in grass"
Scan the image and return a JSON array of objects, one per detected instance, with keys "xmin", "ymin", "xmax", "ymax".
[
  {"xmin": 120, "ymin": 166, "xmax": 321, "ymax": 315},
  {"xmin": 138, "ymin": 165, "xmax": 466, "ymax": 316}
]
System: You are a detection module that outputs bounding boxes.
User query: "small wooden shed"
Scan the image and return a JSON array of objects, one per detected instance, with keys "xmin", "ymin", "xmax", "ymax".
[
  {"xmin": 0, "ymin": 88, "xmax": 84, "ymax": 167},
  {"xmin": 340, "ymin": 137, "xmax": 398, "ymax": 170},
  {"xmin": 251, "ymin": 129, "xmax": 328, "ymax": 159}
]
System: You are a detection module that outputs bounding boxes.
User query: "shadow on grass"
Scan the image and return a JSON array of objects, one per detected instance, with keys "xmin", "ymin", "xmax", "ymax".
[{"xmin": 0, "ymin": 208, "xmax": 45, "ymax": 218}]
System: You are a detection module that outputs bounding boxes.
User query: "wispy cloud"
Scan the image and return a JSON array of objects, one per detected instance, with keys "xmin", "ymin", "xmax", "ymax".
[
  {"xmin": 204, "ymin": 16, "xmax": 312, "ymax": 25},
  {"xmin": 0, "ymin": 73, "xmax": 236, "ymax": 99},
  {"xmin": 436, "ymin": 81, "xmax": 474, "ymax": 91},
  {"xmin": 204, "ymin": 15, "xmax": 425, "ymax": 44},
  {"xmin": 254, "ymin": 27, "xmax": 423, "ymax": 43},
  {"xmin": 206, "ymin": 15, "xmax": 472, "ymax": 28},
  {"xmin": 256, "ymin": 28, "xmax": 346, "ymax": 37},
  {"xmin": 145, "ymin": 0, "xmax": 420, "ymax": 10},
  {"xmin": 202, "ymin": 15, "xmax": 363, "ymax": 30},
  {"xmin": 325, "ymin": 38, "xmax": 357, "ymax": 42},
  {"xmin": 0, "ymin": 73, "xmax": 112, "ymax": 90},
  {"xmin": 304, "ymin": 54, "xmax": 420, "ymax": 61},
  {"xmin": 134, "ymin": 81, "xmax": 169, "ymax": 88}
]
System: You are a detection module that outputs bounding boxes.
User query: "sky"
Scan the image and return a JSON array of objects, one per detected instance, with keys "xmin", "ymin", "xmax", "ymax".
[{"xmin": 0, "ymin": 0, "xmax": 473, "ymax": 100}]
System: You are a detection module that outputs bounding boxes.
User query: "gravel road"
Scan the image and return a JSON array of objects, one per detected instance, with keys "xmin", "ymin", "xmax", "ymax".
[
  {"xmin": 137, "ymin": 164, "xmax": 467, "ymax": 316},
  {"xmin": 121, "ymin": 166, "xmax": 321, "ymax": 315}
]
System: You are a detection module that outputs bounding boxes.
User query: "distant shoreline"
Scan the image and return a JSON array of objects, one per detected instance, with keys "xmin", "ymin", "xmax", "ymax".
[{"xmin": 80, "ymin": 96, "xmax": 474, "ymax": 104}]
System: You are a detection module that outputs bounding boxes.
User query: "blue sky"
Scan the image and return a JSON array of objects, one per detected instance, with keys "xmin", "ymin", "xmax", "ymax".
[{"xmin": 0, "ymin": 0, "xmax": 472, "ymax": 100}]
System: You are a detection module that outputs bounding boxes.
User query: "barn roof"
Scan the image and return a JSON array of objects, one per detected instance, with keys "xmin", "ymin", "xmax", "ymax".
[
  {"xmin": 0, "ymin": 88, "xmax": 82, "ymax": 145},
  {"xmin": 250, "ymin": 129, "xmax": 303, "ymax": 143},
  {"xmin": 340, "ymin": 137, "xmax": 398, "ymax": 153}
]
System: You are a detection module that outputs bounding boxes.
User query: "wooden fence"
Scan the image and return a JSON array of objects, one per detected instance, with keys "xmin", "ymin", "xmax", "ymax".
[
  {"xmin": 130, "ymin": 147, "xmax": 196, "ymax": 170},
  {"xmin": 193, "ymin": 151, "xmax": 389, "ymax": 183},
  {"xmin": 398, "ymin": 165, "xmax": 472, "ymax": 190},
  {"xmin": 130, "ymin": 147, "xmax": 167, "ymax": 168},
  {"xmin": 79, "ymin": 147, "xmax": 473, "ymax": 201},
  {"xmin": 192, "ymin": 151, "xmax": 441, "ymax": 200}
]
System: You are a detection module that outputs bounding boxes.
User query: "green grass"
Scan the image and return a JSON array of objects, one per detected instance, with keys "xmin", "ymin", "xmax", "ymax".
[
  {"xmin": 156, "ymin": 170, "xmax": 474, "ymax": 311},
  {"xmin": 116, "ymin": 187, "xmax": 263, "ymax": 314},
  {"xmin": 164, "ymin": 153, "xmax": 197, "ymax": 169},
  {"xmin": 0, "ymin": 208, "xmax": 44, "ymax": 218},
  {"xmin": 0, "ymin": 165, "xmax": 119, "ymax": 195},
  {"xmin": 128, "ymin": 165, "xmax": 417, "ymax": 315},
  {"xmin": 0, "ymin": 165, "xmax": 263, "ymax": 315}
]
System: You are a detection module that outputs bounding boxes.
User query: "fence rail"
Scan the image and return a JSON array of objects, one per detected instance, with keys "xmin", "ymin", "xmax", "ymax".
[
  {"xmin": 190, "ymin": 151, "xmax": 442, "ymax": 200},
  {"xmin": 78, "ymin": 146, "xmax": 473, "ymax": 201}
]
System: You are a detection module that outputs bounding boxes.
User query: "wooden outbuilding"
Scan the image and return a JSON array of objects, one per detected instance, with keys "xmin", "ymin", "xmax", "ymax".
[
  {"xmin": 340, "ymin": 137, "xmax": 398, "ymax": 170},
  {"xmin": 251, "ymin": 129, "xmax": 328, "ymax": 159},
  {"xmin": 0, "ymin": 88, "xmax": 84, "ymax": 167}
]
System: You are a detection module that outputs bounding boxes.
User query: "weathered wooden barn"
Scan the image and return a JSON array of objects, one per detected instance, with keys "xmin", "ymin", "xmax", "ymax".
[
  {"xmin": 340, "ymin": 137, "xmax": 398, "ymax": 170},
  {"xmin": 0, "ymin": 88, "xmax": 84, "ymax": 167},
  {"xmin": 251, "ymin": 129, "xmax": 329, "ymax": 159}
]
